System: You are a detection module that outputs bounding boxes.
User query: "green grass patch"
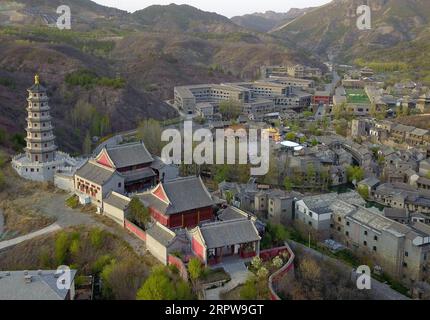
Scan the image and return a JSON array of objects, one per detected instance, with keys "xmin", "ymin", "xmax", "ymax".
[
  {"xmin": 65, "ymin": 195, "xmax": 79, "ymax": 209},
  {"xmin": 345, "ymin": 89, "xmax": 370, "ymax": 104}
]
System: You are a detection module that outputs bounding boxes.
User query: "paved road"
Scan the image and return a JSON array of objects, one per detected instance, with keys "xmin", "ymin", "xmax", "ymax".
[
  {"xmin": 205, "ymin": 258, "xmax": 251, "ymax": 300},
  {"xmin": 0, "ymin": 193, "xmax": 146, "ymax": 256}
]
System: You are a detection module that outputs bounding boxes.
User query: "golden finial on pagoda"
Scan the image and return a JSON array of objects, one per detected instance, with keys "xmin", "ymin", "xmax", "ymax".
[{"xmin": 34, "ymin": 74, "xmax": 40, "ymax": 85}]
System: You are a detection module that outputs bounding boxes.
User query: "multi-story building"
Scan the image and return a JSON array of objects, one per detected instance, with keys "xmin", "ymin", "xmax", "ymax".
[
  {"xmin": 174, "ymin": 80, "xmax": 311, "ymax": 120},
  {"xmin": 287, "ymin": 64, "xmax": 322, "ymax": 79},
  {"xmin": 294, "ymin": 191, "xmax": 366, "ymax": 237},
  {"xmin": 335, "ymin": 205, "xmax": 430, "ymax": 283},
  {"xmin": 267, "ymin": 76, "xmax": 315, "ymax": 90},
  {"xmin": 260, "ymin": 64, "xmax": 323, "ymax": 80}
]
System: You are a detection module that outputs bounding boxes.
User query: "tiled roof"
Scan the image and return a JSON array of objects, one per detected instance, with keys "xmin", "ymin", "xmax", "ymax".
[
  {"xmin": 0, "ymin": 270, "xmax": 77, "ymax": 300},
  {"xmin": 123, "ymin": 167, "xmax": 156, "ymax": 183},
  {"xmin": 146, "ymin": 223, "xmax": 176, "ymax": 246},
  {"xmin": 106, "ymin": 142, "xmax": 153, "ymax": 168},
  {"xmin": 140, "ymin": 176, "xmax": 214, "ymax": 215},
  {"xmin": 217, "ymin": 206, "xmax": 249, "ymax": 221},
  {"xmin": 104, "ymin": 192, "xmax": 130, "ymax": 210},
  {"xmin": 76, "ymin": 160, "xmax": 117, "ymax": 185},
  {"xmin": 199, "ymin": 219, "xmax": 260, "ymax": 249}
]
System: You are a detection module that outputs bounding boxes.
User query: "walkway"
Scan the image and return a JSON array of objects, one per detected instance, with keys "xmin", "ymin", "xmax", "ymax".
[
  {"xmin": 0, "ymin": 222, "xmax": 61, "ymax": 251},
  {"xmin": 205, "ymin": 258, "xmax": 251, "ymax": 300}
]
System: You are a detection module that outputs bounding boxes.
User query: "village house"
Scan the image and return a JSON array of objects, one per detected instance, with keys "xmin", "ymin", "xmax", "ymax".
[
  {"xmin": 333, "ymin": 204, "xmax": 430, "ymax": 284},
  {"xmin": 372, "ymin": 183, "xmax": 430, "ymax": 214},
  {"xmin": 294, "ymin": 191, "xmax": 366, "ymax": 238},
  {"xmin": 0, "ymin": 270, "xmax": 77, "ymax": 300}
]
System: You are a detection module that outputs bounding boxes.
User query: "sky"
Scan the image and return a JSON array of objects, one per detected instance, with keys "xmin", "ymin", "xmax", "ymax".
[{"xmin": 92, "ymin": 0, "xmax": 332, "ymax": 18}]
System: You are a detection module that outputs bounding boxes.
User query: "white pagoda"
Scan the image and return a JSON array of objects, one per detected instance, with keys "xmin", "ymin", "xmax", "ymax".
[{"xmin": 12, "ymin": 75, "xmax": 82, "ymax": 182}]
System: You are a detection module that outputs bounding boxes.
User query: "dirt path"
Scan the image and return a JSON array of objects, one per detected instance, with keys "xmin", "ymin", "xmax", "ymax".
[{"xmin": 0, "ymin": 222, "xmax": 61, "ymax": 251}]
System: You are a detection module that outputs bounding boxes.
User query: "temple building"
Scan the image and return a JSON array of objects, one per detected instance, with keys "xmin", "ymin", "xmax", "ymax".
[
  {"xmin": 12, "ymin": 75, "xmax": 79, "ymax": 182},
  {"xmin": 138, "ymin": 176, "xmax": 216, "ymax": 229},
  {"xmin": 74, "ymin": 141, "xmax": 160, "ymax": 207}
]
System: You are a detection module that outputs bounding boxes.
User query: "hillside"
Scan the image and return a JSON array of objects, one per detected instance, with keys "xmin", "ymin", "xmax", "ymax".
[
  {"xmin": 274, "ymin": 0, "xmax": 430, "ymax": 82},
  {"xmin": 231, "ymin": 8, "xmax": 313, "ymax": 33},
  {"xmin": 131, "ymin": 4, "xmax": 243, "ymax": 33}
]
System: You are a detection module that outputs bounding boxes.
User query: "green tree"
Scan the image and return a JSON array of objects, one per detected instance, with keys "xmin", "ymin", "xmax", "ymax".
[
  {"xmin": 128, "ymin": 197, "xmax": 151, "ymax": 229},
  {"xmin": 346, "ymin": 166, "xmax": 365, "ymax": 184},
  {"xmin": 357, "ymin": 185, "xmax": 369, "ymax": 200},
  {"xmin": 219, "ymin": 99, "xmax": 242, "ymax": 120},
  {"xmin": 89, "ymin": 228, "xmax": 104, "ymax": 249},
  {"xmin": 136, "ymin": 266, "xmax": 192, "ymax": 300},
  {"xmin": 333, "ymin": 102, "xmax": 347, "ymax": 120},
  {"xmin": 188, "ymin": 258, "xmax": 203, "ymax": 282},
  {"xmin": 284, "ymin": 176, "xmax": 293, "ymax": 191},
  {"xmin": 55, "ymin": 232, "xmax": 69, "ymax": 265},
  {"xmin": 285, "ymin": 132, "xmax": 296, "ymax": 141},
  {"xmin": 82, "ymin": 131, "xmax": 92, "ymax": 155},
  {"xmin": 137, "ymin": 119, "xmax": 164, "ymax": 155}
]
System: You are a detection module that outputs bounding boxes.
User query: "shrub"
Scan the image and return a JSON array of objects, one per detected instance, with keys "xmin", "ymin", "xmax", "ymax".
[
  {"xmin": 188, "ymin": 257, "xmax": 203, "ymax": 281},
  {"xmin": 136, "ymin": 266, "xmax": 193, "ymax": 300},
  {"xmin": 92, "ymin": 254, "xmax": 113, "ymax": 274},
  {"xmin": 251, "ymin": 256, "xmax": 262, "ymax": 270},
  {"xmin": 240, "ymin": 276, "xmax": 258, "ymax": 300},
  {"xmin": 89, "ymin": 228, "xmax": 104, "ymax": 249},
  {"xmin": 65, "ymin": 196, "xmax": 79, "ymax": 209},
  {"xmin": 272, "ymin": 256, "xmax": 283, "ymax": 269},
  {"xmin": 54, "ymin": 232, "xmax": 69, "ymax": 265},
  {"xmin": 257, "ymin": 267, "xmax": 269, "ymax": 279},
  {"xmin": 69, "ymin": 239, "xmax": 80, "ymax": 255}
]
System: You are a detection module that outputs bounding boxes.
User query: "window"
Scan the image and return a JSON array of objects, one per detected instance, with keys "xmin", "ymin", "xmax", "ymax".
[
  {"xmin": 374, "ymin": 236, "xmax": 378, "ymax": 241},
  {"xmin": 363, "ymin": 241, "xmax": 367, "ymax": 246},
  {"xmin": 373, "ymin": 246, "xmax": 377, "ymax": 252},
  {"xmin": 346, "ymin": 221, "xmax": 350, "ymax": 226},
  {"xmin": 308, "ymin": 221, "xmax": 312, "ymax": 227},
  {"xmin": 403, "ymin": 262, "xmax": 408, "ymax": 268},
  {"xmin": 338, "ymin": 217, "xmax": 341, "ymax": 222},
  {"xmin": 364, "ymin": 230, "xmax": 368, "ymax": 236},
  {"xmin": 118, "ymin": 182, "xmax": 122, "ymax": 188},
  {"xmin": 346, "ymin": 231, "xmax": 349, "ymax": 237},
  {"xmin": 405, "ymin": 251, "xmax": 409, "ymax": 257}
]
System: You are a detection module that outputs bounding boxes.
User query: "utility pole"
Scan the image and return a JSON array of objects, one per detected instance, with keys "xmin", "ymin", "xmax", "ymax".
[{"xmin": 308, "ymin": 232, "xmax": 311, "ymax": 248}]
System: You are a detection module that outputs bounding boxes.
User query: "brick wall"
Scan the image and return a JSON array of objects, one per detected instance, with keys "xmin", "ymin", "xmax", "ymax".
[{"xmin": 124, "ymin": 219, "xmax": 146, "ymax": 241}]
